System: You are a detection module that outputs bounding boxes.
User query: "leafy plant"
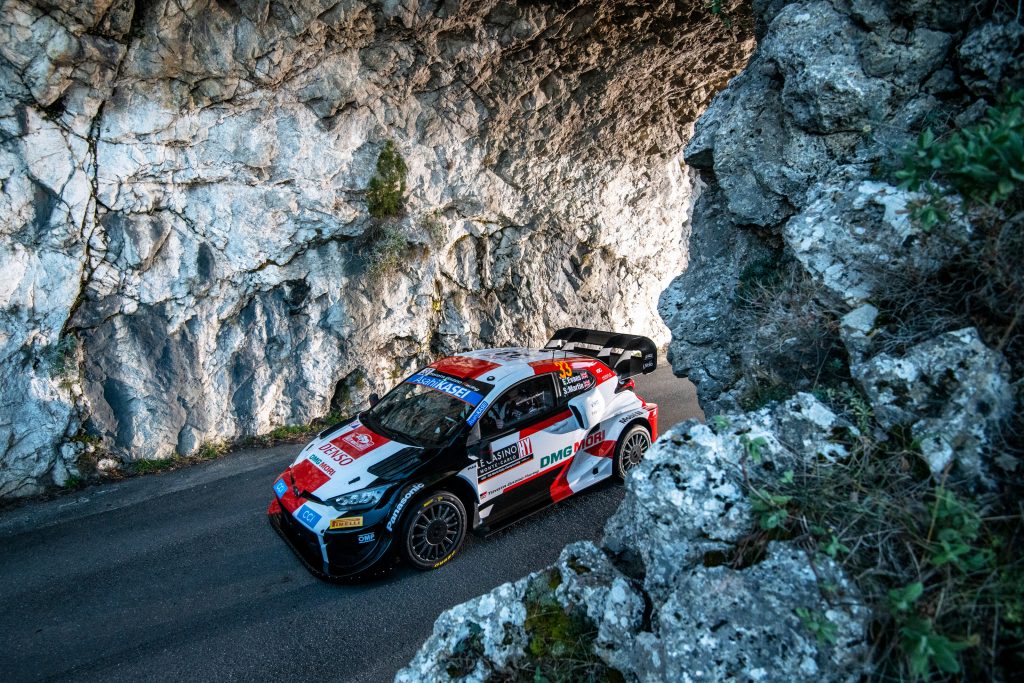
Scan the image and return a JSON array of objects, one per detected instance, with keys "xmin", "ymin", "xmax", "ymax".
[
  {"xmin": 366, "ymin": 139, "xmax": 408, "ymax": 218},
  {"xmin": 795, "ymin": 607, "xmax": 838, "ymax": 645},
  {"xmin": 900, "ymin": 616, "xmax": 972, "ymax": 678},
  {"xmin": 927, "ymin": 488, "xmax": 993, "ymax": 572},
  {"xmin": 741, "ymin": 435, "xmax": 769, "ymax": 464},
  {"xmin": 896, "ymin": 90, "xmax": 1024, "ymax": 228},
  {"xmin": 750, "ymin": 489, "xmax": 791, "ymax": 530},
  {"xmin": 888, "ymin": 582, "xmax": 924, "ymax": 613}
]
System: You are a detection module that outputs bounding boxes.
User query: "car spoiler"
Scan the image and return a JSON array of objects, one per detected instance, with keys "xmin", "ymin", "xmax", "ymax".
[{"xmin": 544, "ymin": 327, "xmax": 657, "ymax": 377}]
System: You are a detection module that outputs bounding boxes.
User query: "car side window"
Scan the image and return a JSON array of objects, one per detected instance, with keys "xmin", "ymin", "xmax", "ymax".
[{"xmin": 480, "ymin": 375, "xmax": 557, "ymax": 439}]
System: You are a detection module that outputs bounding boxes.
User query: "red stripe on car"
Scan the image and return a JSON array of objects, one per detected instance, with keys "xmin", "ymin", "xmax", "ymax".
[
  {"xmin": 584, "ymin": 439, "xmax": 616, "ymax": 458},
  {"xmin": 645, "ymin": 403, "xmax": 659, "ymax": 441},
  {"xmin": 430, "ymin": 356, "xmax": 501, "ymax": 379},
  {"xmin": 519, "ymin": 409, "xmax": 573, "ymax": 437},
  {"xmin": 549, "ymin": 462, "xmax": 575, "ymax": 502},
  {"xmin": 504, "ymin": 459, "xmax": 571, "ymax": 495}
]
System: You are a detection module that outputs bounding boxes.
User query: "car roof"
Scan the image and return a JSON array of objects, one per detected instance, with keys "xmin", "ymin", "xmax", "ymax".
[{"xmin": 427, "ymin": 347, "xmax": 611, "ymax": 390}]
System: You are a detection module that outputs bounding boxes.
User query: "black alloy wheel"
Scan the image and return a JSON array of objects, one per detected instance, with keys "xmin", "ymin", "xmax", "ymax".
[
  {"xmin": 614, "ymin": 425, "xmax": 651, "ymax": 481},
  {"xmin": 401, "ymin": 490, "xmax": 467, "ymax": 570}
]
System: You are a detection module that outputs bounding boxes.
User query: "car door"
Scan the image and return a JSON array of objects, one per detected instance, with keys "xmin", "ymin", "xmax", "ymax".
[{"xmin": 475, "ymin": 374, "xmax": 584, "ymax": 523}]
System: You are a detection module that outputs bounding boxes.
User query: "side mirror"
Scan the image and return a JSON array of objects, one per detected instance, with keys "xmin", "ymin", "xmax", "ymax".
[
  {"xmin": 369, "ymin": 392, "xmax": 380, "ymax": 408},
  {"xmin": 567, "ymin": 392, "xmax": 605, "ymax": 430}
]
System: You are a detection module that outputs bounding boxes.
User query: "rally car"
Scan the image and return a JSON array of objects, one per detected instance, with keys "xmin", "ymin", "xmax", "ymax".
[{"xmin": 267, "ymin": 328, "xmax": 659, "ymax": 580}]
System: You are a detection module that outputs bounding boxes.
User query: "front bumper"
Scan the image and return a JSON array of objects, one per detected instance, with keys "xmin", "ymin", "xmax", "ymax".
[{"xmin": 267, "ymin": 499, "xmax": 395, "ymax": 580}]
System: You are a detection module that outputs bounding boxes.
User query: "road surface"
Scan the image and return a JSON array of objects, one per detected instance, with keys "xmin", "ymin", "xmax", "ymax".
[{"xmin": 0, "ymin": 364, "xmax": 701, "ymax": 682}]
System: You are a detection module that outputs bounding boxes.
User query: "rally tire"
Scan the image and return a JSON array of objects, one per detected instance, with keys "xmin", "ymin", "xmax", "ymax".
[
  {"xmin": 614, "ymin": 425, "xmax": 651, "ymax": 481},
  {"xmin": 400, "ymin": 490, "xmax": 467, "ymax": 571}
]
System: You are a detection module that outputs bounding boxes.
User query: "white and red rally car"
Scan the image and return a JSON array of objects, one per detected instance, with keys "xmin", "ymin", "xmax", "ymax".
[{"xmin": 268, "ymin": 328, "xmax": 658, "ymax": 580}]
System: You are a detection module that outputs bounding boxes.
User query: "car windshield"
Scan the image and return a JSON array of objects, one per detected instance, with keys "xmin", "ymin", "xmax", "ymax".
[{"xmin": 364, "ymin": 382, "xmax": 476, "ymax": 448}]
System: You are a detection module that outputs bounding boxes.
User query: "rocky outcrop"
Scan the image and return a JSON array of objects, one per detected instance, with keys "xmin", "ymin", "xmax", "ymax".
[
  {"xmin": 399, "ymin": 396, "xmax": 870, "ymax": 682},
  {"xmin": 403, "ymin": 1, "xmax": 1022, "ymax": 681},
  {"xmin": 660, "ymin": 0, "xmax": 1020, "ymax": 467},
  {"xmin": 0, "ymin": 0, "xmax": 755, "ymax": 497}
]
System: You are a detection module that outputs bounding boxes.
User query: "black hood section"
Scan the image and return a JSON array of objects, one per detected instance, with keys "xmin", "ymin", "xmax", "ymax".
[{"xmin": 367, "ymin": 446, "xmax": 430, "ymax": 480}]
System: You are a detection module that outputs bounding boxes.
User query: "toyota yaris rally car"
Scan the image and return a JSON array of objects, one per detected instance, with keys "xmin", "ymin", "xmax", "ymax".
[{"xmin": 268, "ymin": 328, "xmax": 659, "ymax": 580}]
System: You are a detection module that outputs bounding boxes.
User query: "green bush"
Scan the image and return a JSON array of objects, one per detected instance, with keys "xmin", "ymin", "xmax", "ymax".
[
  {"xmin": 366, "ymin": 140, "xmax": 408, "ymax": 218},
  {"xmin": 896, "ymin": 90, "xmax": 1024, "ymax": 229}
]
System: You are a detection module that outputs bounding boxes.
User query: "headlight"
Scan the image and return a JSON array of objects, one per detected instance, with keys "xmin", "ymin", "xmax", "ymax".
[{"xmin": 326, "ymin": 485, "xmax": 390, "ymax": 510}]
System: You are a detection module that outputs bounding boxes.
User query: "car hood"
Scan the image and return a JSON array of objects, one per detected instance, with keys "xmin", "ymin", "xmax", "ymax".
[{"xmin": 287, "ymin": 418, "xmax": 423, "ymax": 500}]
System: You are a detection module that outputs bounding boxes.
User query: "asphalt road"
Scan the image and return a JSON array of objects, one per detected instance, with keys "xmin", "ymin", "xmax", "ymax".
[{"xmin": 0, "ymin": 364, "xmax": 701, "ymax": 683}]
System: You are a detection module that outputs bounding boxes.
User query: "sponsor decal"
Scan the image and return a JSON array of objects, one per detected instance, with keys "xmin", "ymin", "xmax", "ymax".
[
  {"xmin": 329, "ymin": 516, "xmax": 363, "ymax": 530},
  {"xmin": 343, "ymin": 432, "xmax": 374, "ymax": 451},
  {"xmin": 318, "ymin": 441, "xmax": 355, "ymax": 467},
  {"xmin": 296, "ymin": 505, "xmax": 322, "ymax": 530},
  {"xmin": 273, "ymin": 479, "xmax": 288, "ymax": 498},
  {"xmin": 642, "ymin": 354, "xmax": 655, "ymax": 370},
  {"xmin": 618, "ymin": 409, "xmax": 646, "ymax": 424},
  {"xmin": 307, "ymin": 454, "xmax": 337, "ymax": 477},
  {"xmin": 479, "ymin": 438, "xmax": 533, "ymax": 480},
  {"xmin": 540, "ymin": 431, "xmax": 605, "ymax": 468},
  {"xmin": 387, "ymin": 483, "xmax": 425, "ymax": 531},
  {"xmin": 466, "ymin": 399, "xmax": 489, "ymax": 426},
  {"xmin": 574, "ymin": 430, "xmax": 605, "ymax": 453},
  {"xmin": 358, "ymin": 532, "xmax": 375, "ymax": 544},
  {"xmin": 541, "ymin": 445, "xmax": 573, "ymax": 469},
  {"xmin": 406, "ymin": 372, "xmax": 485, "ymax": 405}
]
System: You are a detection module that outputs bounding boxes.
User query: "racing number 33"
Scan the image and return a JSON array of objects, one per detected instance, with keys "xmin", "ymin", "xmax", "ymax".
[{"xmin": 555, "ymin": 361, "xmax": 572, "ymax": 379}]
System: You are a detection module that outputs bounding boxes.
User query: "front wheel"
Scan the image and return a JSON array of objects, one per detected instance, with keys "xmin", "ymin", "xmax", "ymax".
[
  {"xmin": 400, "ymin": 490, "xmax": 467, "ymax": 570},
  {"xmin": 614, "ymin": 425, "xmax": 651, "ymax": 481}
]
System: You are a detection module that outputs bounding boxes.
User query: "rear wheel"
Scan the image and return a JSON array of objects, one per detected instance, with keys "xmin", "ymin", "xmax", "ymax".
[
  {"xmin": 400, "ymin": 490, "xmax": 467, "ymax": 570},
  {"xmin": 614, "ymin": 425, "xmax": 651, "ymax": 481}
]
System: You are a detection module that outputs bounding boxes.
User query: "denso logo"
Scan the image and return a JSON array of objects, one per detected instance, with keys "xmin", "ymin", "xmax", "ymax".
[
  {"xmin": 318, "ymin": 442, "xmax": 354, "ymax": 466},
  {"xmin": 386, "ymin": 483, "xmax": 425, "ymax": 532},
  {"xmin": 343, "ymin": 432, "xmax": 374, "ymax": 451}
]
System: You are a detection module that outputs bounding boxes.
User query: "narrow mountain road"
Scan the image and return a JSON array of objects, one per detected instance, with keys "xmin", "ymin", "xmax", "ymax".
[{"xmin": 0, "ymin": 364, "xmax": 701, "ymax": 683}]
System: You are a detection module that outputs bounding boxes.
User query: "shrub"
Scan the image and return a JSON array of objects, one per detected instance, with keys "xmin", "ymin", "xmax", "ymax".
[
  {"xmin": 421, "ymin": 209, "xmax": 446, "ymax": 244},
  {"xmin": 364, "ymin": 223, "xmax": 409, "ymax": 278},
  {"xmin": 896, "ymin": 90, "xmax": 1024, "ymax": 217},
  {"xmin": 879, "ymin": 89, "xmax": 1024, "ymax": 372},
  {"xmin": 731, "ymin": 398, "xmax": 1023, "ymax": 682},
  {"xmin": 366, "ymin": 140, "xmax": 408, "ymax": 218}
]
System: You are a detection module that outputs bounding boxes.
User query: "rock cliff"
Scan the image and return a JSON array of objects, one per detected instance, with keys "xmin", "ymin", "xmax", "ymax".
[
  {"xmin": 0, "ymin": 0, "xmax": 753, "ymax": 496},
  {"xmin": 400, "ymin": 0, "xmax": 1023, "ymax": 680}
]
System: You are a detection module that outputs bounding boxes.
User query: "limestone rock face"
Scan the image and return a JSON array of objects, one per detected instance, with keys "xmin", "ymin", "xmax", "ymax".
[
  {"xmin": 660, "ymin": 0, "xmax": 1020, "ymax": 430},
  {"xmin": 0, "ymin": 0, "xmax": 754, "ymax": 496},
  {"xmin": 854, "ymin": 328, "xmax": 1014, "ymax": 480},
  {"xmin": 398, "ymin": 397, "xmax": 870, "ymax": 682}
]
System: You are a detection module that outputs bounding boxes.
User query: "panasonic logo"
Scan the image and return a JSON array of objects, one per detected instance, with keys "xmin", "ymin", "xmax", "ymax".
[{"xmin": 386, "ymin": 483, "xmax": 425, "ymax": 532}]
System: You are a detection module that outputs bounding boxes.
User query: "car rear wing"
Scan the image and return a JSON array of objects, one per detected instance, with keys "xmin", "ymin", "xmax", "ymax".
[{"xmin": 544, "ymin": 327, "xmax": 657, "ymax": 378}]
